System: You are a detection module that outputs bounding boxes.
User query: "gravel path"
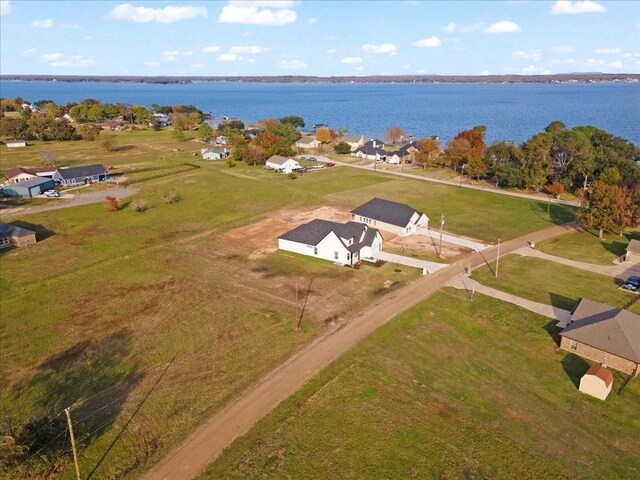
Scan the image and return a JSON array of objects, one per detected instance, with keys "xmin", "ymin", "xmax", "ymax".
[
  {"xmin": 0, "ymin": 187, "xmax": 139, "ymax": 219},
  {"xmin": 143, "ymin": 222, "xmax": 579, "ymax": 480}
]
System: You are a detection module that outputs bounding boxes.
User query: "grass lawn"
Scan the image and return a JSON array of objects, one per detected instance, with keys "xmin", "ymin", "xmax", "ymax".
[
  {"xmin": 537, "ymin": 228, "xmax": 640, "ymax": 265},
  {"xmin": 0, "ymin": 133, "xmax": 577, "ymax": 479},
  {"xmin": 203, "ymin": 289, "xmax": 640, "ymax": 480},
  {"xmin": 471, "ymin": 254, "xmax": 640, "ymax": 314}
]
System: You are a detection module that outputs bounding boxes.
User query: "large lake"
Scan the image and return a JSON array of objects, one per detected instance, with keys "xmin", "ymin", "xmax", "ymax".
[{"xmin": 1, "ymin": 81, "xmax": 639, "ymax": 144}]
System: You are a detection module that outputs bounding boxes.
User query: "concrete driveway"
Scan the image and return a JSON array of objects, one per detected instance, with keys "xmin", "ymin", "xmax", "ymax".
[
  {"xmin": 418, "ymin": 228, "xmax": 490, "ymax": 252},
  {"xmin": 375, "ymin": 250, "xmax": 448, "ymax": 274},
  {"xmin": 0, "ymin": 187, "xmax": 139, "ymax": 218}
]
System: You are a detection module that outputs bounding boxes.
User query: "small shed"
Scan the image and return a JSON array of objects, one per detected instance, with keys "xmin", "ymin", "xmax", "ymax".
[
  {"xmin": 624, "ymin": 239, "xmax": 640, "ymax": 263},
  {"xmin": 202, "ymin": 148, "xmax": 229, "ymax": 160},
  {"xmin": 579, "ymin": 364, "xmax": 613, "ymax": 401},
  {"xmin": 3, "ymin": 177, "xmax": 56, "ymax": 198},
  {"xmin": 0, "ymin": 222, "xmax": 37, "ymax": 248},
  {"xmin": 5, "ymin": 139, "xmax": 26, "ymax": 148}
]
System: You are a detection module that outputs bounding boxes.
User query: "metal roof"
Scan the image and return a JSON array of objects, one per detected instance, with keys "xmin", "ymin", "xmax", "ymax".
[
  {"xmin": 0, "ymin": 222, "xmax": 36, "ymax": 238},
  {"xmin": 8, "ymin": 176, "xmax": 54, "ymax": 189},
  {"xmin": 55, "ymin": 164, "xmax": 107, "ymax": 180},
  {"xmin": 279, "ymin": 219, "xmax": 379, "ymax": 253}
]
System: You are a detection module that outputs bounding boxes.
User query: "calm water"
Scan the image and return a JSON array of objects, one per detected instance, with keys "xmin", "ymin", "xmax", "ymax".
[{"xmin": 1, "ymin": 81, "xmax": 639, "ymax": 144}]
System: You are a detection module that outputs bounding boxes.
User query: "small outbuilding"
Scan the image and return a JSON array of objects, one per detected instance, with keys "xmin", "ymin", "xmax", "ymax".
[
  {"xmin": 295, "ymin": 137, "xmax": 321, "ymax": 149},
  {"xmin": 0, "ymin": 222, "xmax": 37, "ymax": 248},
  {"xmin": 5, "ymin": 139, "xmax": 26, "ymax": 148},
  {"xmin": 202, "ymin": 147, "xmax": 230, "ymax": 160},
  {"xmin": 2, "ymin": 177, "xmax": 56, "ymax": 198},
  {"xmin": 624, "ymin": 239, "xmax": 640, "ymax": 263},
  {"xmin": 579, "ymin": 364, "xmax": 614, "ymax": 400},
  {"xmin": 265, "ymin": 155, "xmax": 301, "ymax": 174}
]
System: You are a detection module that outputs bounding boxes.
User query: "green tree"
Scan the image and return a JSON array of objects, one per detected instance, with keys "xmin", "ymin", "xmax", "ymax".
[
  {"xmin": 280, "ymin": 115, "xmax": 305, "ymax": 128},
  {"xmin": 198, "ymin": 122, "xmax": 214, "ymax": 141},
  {"xmin": 173, "ymin": 125, "xmax": 185, "ymax": 141},
  {"xmin": 521, "ymin": 133, "xmax": 553, "ymax": 191},
  {"xmin": 577, "ymin": 181, "xmax": 634, "ymax": 239},
  {"xmin": 598, "ymin": 166, "xmax": 621, "ymax": 185},
  {"xmin": 334, "ymin": 141, "xmax": 351, "ymax": 154},
  {"xmin": 101, "ymin": 130, "xmax": 117, "ymax": 152},
  {"xmin": 0, "ymin": 116, "xmax": 28, "ymax": 139},
  {"xmin": 77, "ymin": 123, "xmax": 102, "ymax": 141}
]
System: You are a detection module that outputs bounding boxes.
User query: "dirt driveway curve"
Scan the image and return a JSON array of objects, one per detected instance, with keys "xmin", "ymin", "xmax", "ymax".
[
  {"xmin": 0, "ymin": 187, "xmax": 139, "ymax": 219},
  {"xmin": 143, "ymin": 222, "xmax": 579, "ymax": 480}
]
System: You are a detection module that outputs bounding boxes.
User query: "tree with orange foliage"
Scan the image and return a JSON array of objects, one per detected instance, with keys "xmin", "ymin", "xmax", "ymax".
[
  {"xmin": 384, "ymin": 126, "xmax": 404, "ymax": 144},
  {"xmin": 105, "ymin": 195, "xmax": 119, "ymax": 212},
  {"xmin": 315, "ymin": 127, "xmax": 336, "ymax": 144},
  {"xmin": 546, "ymin": 182, "xmax": 565, "ymax": 199}
]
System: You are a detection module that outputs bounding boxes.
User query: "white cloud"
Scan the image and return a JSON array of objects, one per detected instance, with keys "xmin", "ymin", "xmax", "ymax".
[
  {"xmin": 218, "ymin": 3, "xmax": 296, "ymax": 25},
  {"xmin": 484, "ymin": 20, "xmax": 520, "ymax": 33},
  {"xmin": 183, "ymin": 51, "xmax": 194, "ymax": 56},
  {"xmin": 521, "ymin": 65, "xmax": 551, "ymax": 74},
  {"xmin": 565, "ymin": 58, "xmax": 576, "ymax": 64},
  {"xmin": 31, "ymin": 18, "xmax": 54, "ymax": 28},
  {"xmin": 229, "ymin": 45, "xmax": 266, "ymax": 54},
  {"xmin": 356, "ymin": 66, "xmax": 364, "ymax": 72},
  {"xmin": 413, "ymin": 36, "xmax": 442, "ymax": 48},
  {"xmin": 50, "ymin": 55, "xmax": 93, "ymax": 67},
  {"xmin": 21, "ymin": 48, "xmax": 37, "ymax": 56},
  {"xmin": 551, "ymin": 46, "xmax": 575, "ymax": 53},
  {"xmin": 607, "ymin": 61, "xmax": 624, "ymax": 68},
  {"xmin": 594, "ymin": 48, "xmax": 620, "ymax": 55},
  {"xmin": 402, "ymin": 64, "xmax": 411, "ymax": 70},
  {"xmin": 327, "ymin": 48, "xmax": 336, "ymax": 54},
  {"xmin": 218, "ymin": 53, "xmax": 240, "ymax": 62},
  {"xmin": 108, "ymin": 3, "xmax": 208, "ymax": 23},
  {"xmin": 40, "ymin": 53, "xmax": 64, "ymax": 61},
  {"xmin": 145, "ymin": 61, "xmax": 160, "ymax": 67},
  {"xmin": 341, "ymin": 56, "xmax": 363, "ymax": 64},
  {"xmin": 442, "ymin": 22, "xmax": 482, "ymax": 33},
  {"xmin": 512, "ymin": 50, "xmax": 541, "ymax": 61},
  {"xmin": 308, "ymin": 16, "xmax": 317, "ymax": 24},
  {"xmin": 417, "ymin": 69, "xmax": 426, "ymax": 74},
  {"xmin": 586, "ymin": 58, "xmax": 606, "ymax": 66},
  {"xmin": 551, "ymin": 1, "xmax": 605, "ymax": 15},
  {"xmin": 0, "ymin": 1, "xmax": 11, "ymax": 15},
  {"xmin": 202, "ymin": 45, "xmax": 220, "ymax": 53},
  {"xmin": 162, "ymin": 51, "xmax": 180, "ymax": 61},
  {"xmin": 192, "ymin": 63, "xmax": 204, "ymax": 69},
  {"xmin": 278, "ymin": 58, "xmax": 307, "ymax": 69},
  {"xmin": 362, "ymin": 43, "xmax": 398, "ymax": 55},
  {"xmin": 247, "ymin": 58, "xmax": 256, "ymax": 63},
  {"xmin": 479, "ymin": 70, "xmax": 491, "ymax": 76},
  {"xmin": 238, "ymin": 1, "xmax": 295, "ymax": 6}
]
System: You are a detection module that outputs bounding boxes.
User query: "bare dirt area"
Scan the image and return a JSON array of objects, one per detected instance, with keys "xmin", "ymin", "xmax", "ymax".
[
  {"xmin": 385, "ymin": 233, "xmax": 471, "ymax": 261},
  {"xmin": 222, "ymin": 204, "xmax": 351, "ymax": 254}
]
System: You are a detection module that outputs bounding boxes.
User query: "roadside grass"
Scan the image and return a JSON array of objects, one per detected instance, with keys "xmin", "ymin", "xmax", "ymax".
[
  {"xmin": 203, "ymin": 289, "xmax": 640, "ymax": 480},
  {"xmin": 537, "ymin": 228, "xmax": 640, "ymax": 265},
  {"xmin": 471, "ymin": 254, "xmax": 640, "ymax": 314}
]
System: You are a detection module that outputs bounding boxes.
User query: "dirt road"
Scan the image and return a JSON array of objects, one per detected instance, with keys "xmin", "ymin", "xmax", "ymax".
[{"xmin": 143, "ymin": 222, "xmax": 578, "ymax": 480}]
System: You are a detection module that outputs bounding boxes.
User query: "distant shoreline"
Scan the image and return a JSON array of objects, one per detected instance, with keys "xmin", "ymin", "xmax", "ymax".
[{"xmin": 1, "ymin": 73, "xmax": 639, "ymax": 85}]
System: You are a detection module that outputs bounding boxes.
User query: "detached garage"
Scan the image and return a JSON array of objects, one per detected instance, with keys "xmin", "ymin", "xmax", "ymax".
[{"xmin": 3, "ymin": 177, "xmax": 56, "ymax": 198}]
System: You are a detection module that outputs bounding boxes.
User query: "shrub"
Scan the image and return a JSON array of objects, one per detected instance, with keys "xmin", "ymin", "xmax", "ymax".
[
  {"xmin": 546, "ymin": 182, "xmax": 565, "ymax": 199},
  {"xmin": 287, "ymin": 173, "xmax": 297, "ymax": 180},
  {"xmin": 132, "ymin": 199, "xmax": 148, "ymax": 212},
  {"xmin": 163, "ymin": 192, "xmax": 179, "ymax": 204},
  {"xmin": 105, "ymin": 195, "xmax": 119, "ymax": 212},
  {"xmin": 334, "ymin": 141, "xmax": 351, "ymax": 154}
]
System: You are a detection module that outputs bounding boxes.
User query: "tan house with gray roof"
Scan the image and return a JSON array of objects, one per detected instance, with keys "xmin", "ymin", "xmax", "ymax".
[
  {"xmin": 624, "ymin": 239, "xmax": 640, "ymax": 262},
  {"xmin": 560, "ymin": 299, "xmax": 640, "ymax": 376}
]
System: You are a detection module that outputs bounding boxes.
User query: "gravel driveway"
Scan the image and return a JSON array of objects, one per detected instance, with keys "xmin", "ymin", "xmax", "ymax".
[{"xmin": 0, "ymin": 187, "xmax": 139, "ymax": 219}]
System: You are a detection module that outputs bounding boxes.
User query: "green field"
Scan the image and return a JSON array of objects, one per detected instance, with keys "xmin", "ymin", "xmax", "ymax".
[
  {"xmin": 537, "ymin": 228, "xmax": 640, "ymax": 265},
  {"xmin": 203, "ymin": 289, "xmax": 640, "ymax": 479},
  {"xmin": 471, "ymin": 254, "xmax": 639, "ymax": 314},
  {"xmin": 1, "ymin": 131, "xmax": 578, "ymax": 478}
]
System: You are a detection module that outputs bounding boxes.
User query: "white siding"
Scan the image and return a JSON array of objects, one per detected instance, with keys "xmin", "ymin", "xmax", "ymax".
[{"xmin": 279, "ymin": 232, "xmax": 351, "ymax": 265}]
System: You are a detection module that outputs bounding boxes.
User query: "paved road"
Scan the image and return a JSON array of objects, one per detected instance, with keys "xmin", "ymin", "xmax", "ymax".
[
  {"xmin": 419, "ymin": 228, "xmax": 490, "ymax": 252},
  {"xmin": 143, "ymin": 221, "xmax": 579, "ymax": 480},
  {"xmin": 446, "ymin": 275, "xmax": 572, "ymax": 328},
  {"xmin": 375, "ymin": 250, "xmax": 448, "ymax": 274},
  {"xmin": 305, "ymin": 155, "xmax": 580, "ymax": 207},
  {"xmin": 0, "ymin": 187, "xmax": 139, "ymax": 219}
]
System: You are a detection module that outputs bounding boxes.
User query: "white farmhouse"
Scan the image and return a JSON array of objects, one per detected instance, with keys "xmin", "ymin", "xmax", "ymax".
[
  {"xmin": 350, "ymin": 197, "xmax": 429, "ymax": 237},
  {"xmin": 295, "ymin": 137, "xmax": 321, "ymax": 149},
  {"xmin": 279, "ymin": 219, "xmax": 382, "ymax": 266},
  {"xmin": 265, "ymin": 155, "xmax": 301, "ymax": 174}
]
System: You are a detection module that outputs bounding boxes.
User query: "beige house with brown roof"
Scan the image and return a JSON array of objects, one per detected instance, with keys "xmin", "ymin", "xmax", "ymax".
[
  {"xmin": 624, "ymin": 239, "xmax": 640, "ymax": 262},
  {"xmin": 560, "ymin": 299, "xmax": 640, "ymax": 376},
  {"xmin": 579, "ymin": 364, "xmax": 613, "ymax": 400}
]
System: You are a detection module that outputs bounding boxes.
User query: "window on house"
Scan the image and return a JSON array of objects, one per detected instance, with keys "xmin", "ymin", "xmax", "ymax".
[
  {"xmin": 314, "ymin": 247, "xmax": 318, "ymax": 255},
  {"xmin": 0, "ymin": 237, "xmax": 10, "ymax": 246},
  {"xmin": 347, "ymin": 253, "xmax": 351, "ymax": 261},
  {"xmin": 570, "ymin": 340, "xmax": 577, "ymax": 351},
  {"xmin": 334, "ymin": 251, "xmax": 339, "ymax": 260}
]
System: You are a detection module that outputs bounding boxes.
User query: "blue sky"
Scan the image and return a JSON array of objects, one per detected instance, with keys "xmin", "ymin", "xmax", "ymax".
[{"xmin": 1, "ymin": 1, "xmax": 638, "ymax": 76}]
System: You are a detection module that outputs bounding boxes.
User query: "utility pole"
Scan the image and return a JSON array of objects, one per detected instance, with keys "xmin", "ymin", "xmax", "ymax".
[
  {"xmin": 459, "ymin": 164, "xmax": 465, "ymax": 186},
  {"xmin": 495, "ymin": 239, "xmax": 501, "ymax": 278},
  {"xmin": 547, "ymin": 194, "xmax": 551, "ymax": 220},
  {"xmin": 438, "ymin": 214, "xmax": 444, "ymax": 258},
  {"xmin": 295, "ymin": 284, "xmax": 299, "ymax": 329},
  {"xmin": 65, "ymin": 407, "xmax": 81, "ymax": 480}
]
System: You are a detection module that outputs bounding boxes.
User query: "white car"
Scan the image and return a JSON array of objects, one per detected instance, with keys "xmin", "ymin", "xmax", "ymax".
[{"xmin": 44, "ymin": 190, "xmax": 60, "ymax": 197}]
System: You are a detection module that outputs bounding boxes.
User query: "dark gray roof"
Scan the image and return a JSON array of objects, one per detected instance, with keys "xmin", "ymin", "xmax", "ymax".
[
  {"xmin": 0, "ymin": 222, "xmax": 35, "ymax": 238},
  {"xmin": 56, "ymin": 164, "xmax": 107, "ymax": 180},
  {"xmin": 351, "ymin": 198, "xmax": 422, "ymax": 228},
  {"xmin": 279, "ymin": 219, "xmax": 379, "ymax": 253},
  {"xmin": 9, "ymin": 176, "xmax": 53, "ymax": 189},
  {"xmin": 354, "ymin": 145, "xmax": 387, "ymax": 157},
  {"xmin": 561, "ymin": 298, "xmax": 640, "ymax": 363}
]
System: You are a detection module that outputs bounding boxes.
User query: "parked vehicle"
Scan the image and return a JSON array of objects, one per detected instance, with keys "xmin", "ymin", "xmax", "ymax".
[
  {"xmin": 308, "ymin": 157, "xmax": 317, "ymax": 161},
  {"xmin": 325, "ymin": 162, "xmax": 336, "ymax": 167},
  {"xmin": 621, "ymin": 276, "xmax": 640, "ymax": 292},
  {"xmin": 299, "ymin": 156, "xmax": 309, "ymax": 161},
  {"xmin": 44, "ymin": 190, "xmax": 60, "ymax": 197}
]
